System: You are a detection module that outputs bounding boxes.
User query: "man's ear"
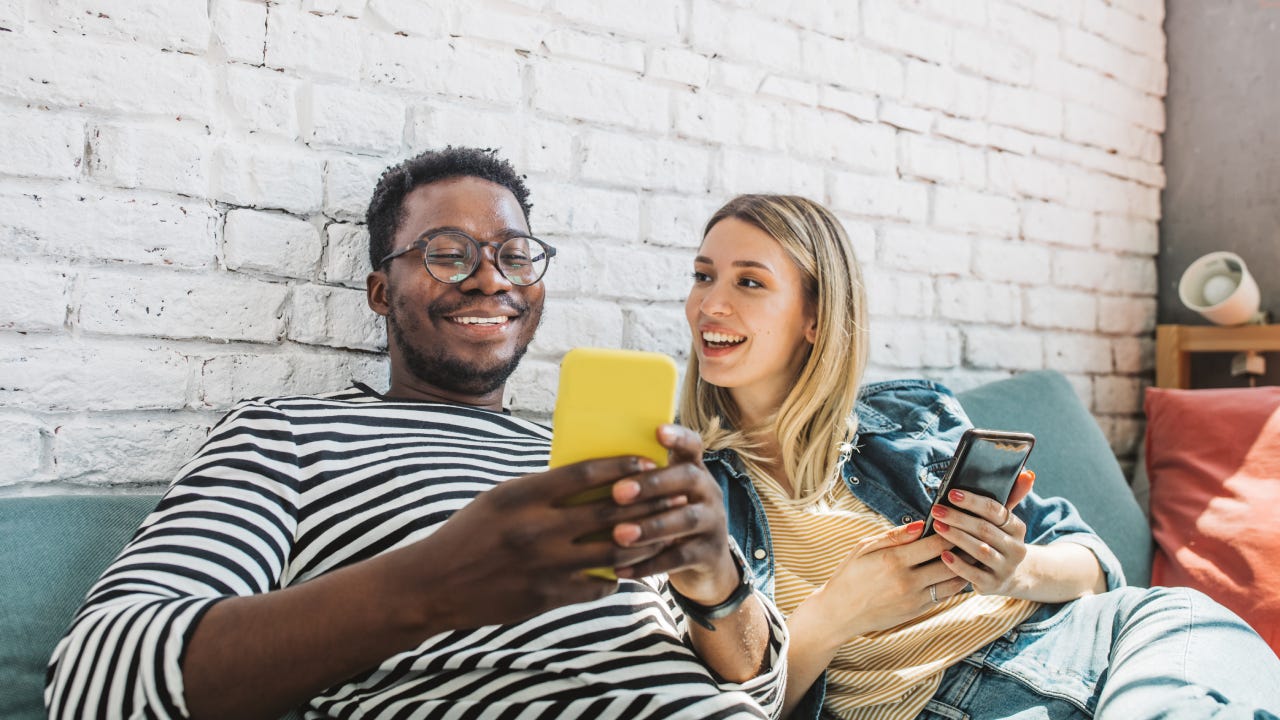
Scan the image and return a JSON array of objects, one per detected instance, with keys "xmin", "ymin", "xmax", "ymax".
[{"xmin": 367, "ymin": 270, "xmax": 390, "ymax": 317}]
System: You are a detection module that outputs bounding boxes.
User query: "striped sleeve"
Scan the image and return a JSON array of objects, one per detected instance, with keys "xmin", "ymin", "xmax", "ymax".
[
  {"xmin": 45, "ymin": 400, "xmax": 301, "ymax": 720},
  {"xmin": 652, "ymin": 577, "xmax": 790, "ymax": 719}
]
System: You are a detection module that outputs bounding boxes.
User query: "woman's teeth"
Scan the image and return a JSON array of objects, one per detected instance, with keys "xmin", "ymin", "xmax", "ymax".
[{"xmin": 703, "ymin": 331, "xmax": 746, "ymax": 347}]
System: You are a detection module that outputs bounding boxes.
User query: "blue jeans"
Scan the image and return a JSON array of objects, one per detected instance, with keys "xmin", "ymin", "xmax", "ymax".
[{"xmin": 917, "ymin": 587, "xmax": 1280, "ymax": 719}]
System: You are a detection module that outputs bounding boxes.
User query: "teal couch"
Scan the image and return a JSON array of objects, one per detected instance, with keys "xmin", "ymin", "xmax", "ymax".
[{"xmin": 0, "ymin": 370, "xmax": 1151, "ymax": 719}]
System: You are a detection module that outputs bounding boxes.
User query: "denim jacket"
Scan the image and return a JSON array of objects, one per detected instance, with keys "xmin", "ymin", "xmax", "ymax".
[{"xmin": 705, "ymin": 379, "xmax": 1126, "ymax": 719}]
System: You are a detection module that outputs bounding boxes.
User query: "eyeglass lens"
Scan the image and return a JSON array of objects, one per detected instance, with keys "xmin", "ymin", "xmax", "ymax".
[{"xmin": 423, "ymin": 232, "xmax": 550, "ymax": 286}]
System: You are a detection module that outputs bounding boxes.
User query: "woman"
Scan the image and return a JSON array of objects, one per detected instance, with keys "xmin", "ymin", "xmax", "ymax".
[{"xmin": 681, "ymin": 194, "xmax": 1280, "ymax": 719}]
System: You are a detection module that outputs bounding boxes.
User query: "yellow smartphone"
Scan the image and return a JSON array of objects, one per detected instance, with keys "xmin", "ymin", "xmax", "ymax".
[{"xmin": 549, "ymin": 348, "xmax": 678, "ymax": 580}]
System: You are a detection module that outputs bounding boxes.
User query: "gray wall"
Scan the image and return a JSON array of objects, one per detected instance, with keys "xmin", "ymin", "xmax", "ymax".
[{"xmin": 1161, "ymin": 0, "xmax": 1280, "ymax": 386}]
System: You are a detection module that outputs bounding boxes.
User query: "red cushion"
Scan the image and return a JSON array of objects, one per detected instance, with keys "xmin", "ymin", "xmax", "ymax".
[{"xmin": 1145, "ymin": 386, "xmax": 1280, "ymax": 655}]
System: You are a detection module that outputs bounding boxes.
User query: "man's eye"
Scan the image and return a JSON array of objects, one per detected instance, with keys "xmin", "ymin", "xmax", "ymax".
[{"xmin": 428, "ymin": 252, "xmax": 466, "ymax": 262}]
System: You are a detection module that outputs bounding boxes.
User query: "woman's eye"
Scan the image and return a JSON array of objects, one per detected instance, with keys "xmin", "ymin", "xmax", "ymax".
[
  {"xmin": 739, "ymin": 277, "xmax": 763, "ymax": 289},
  {"xmin": 691, "ymin": 271, "xmax": 711, "ymax": 283}
]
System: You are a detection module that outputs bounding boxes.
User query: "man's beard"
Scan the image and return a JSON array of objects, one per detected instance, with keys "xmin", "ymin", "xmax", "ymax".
[{"xmin": 387, "ymin": 293, "xmax": 540, "ymax": 397}]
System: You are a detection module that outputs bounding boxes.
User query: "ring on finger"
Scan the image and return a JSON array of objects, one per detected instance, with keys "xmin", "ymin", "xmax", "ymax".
[
  {"xmin": 997, "ymin": 508, "xmax": 1014, "ymax": 529},
  {"xmin": 928, "ymin": 584, "xmax": 939, "ymax": 603}
]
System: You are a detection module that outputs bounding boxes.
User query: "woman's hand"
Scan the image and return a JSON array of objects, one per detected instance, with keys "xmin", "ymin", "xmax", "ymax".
[
  {"xmin": 801, "ymin": 521, "xmax": 965, "ymax": 644},
  {"xmin": 930, "ymin": 469, "xmax": 1035, "ymax": 597}
]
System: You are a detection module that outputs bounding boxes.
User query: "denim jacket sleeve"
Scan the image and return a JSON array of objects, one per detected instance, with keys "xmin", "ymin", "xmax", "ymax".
[{"xmin": 844, "ymin": 379, "xmax": 1126, "ymax": 590}]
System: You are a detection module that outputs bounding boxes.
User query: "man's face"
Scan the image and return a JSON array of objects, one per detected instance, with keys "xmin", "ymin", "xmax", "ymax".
[{"xmin": 373, "ymin": 176, "xmax": 544, "ymax": 399}]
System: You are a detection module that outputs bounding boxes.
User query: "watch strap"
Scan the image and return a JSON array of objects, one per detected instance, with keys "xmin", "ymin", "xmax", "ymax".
[{"xmin": 668, "ymin": 543, "xmax": 754, "ymax": 632}]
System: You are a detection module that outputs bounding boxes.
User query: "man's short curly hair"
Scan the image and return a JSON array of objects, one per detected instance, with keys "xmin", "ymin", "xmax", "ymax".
[{"xmin": 365, "ymin": 147, "xmax": 532, "ymax": 269}]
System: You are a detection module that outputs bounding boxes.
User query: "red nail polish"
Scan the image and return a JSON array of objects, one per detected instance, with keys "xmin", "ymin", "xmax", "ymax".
[
  {"xmin": 949, "ymin": 489, "xmax": 965, "ymax": 502},
  {"xmin": 942, "ymin": 550, "xmax": 955, "ymax": 563},
  {"xmin": 935, "ymin": 520, "xmax": 950, "ymax": 533},
  {"xmin": 932, "ymin": 504, "xmax": 948, "ymax": 517}
]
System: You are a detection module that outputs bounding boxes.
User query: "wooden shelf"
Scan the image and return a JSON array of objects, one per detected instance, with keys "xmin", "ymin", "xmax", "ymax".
[{"xmin": 1155, "ymin": 324, "xmax": 1280, "ymax": 389}]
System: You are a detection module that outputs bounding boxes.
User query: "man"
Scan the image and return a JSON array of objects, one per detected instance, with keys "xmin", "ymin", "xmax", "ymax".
[{"xmin": 46, "ymin": 147, "xmax": 786, "ymax": 720}]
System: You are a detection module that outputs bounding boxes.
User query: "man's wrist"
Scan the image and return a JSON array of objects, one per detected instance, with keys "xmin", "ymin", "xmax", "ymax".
[{"xmin": 669, "ymin": 543, "xmax": 753, "ymax": 631}]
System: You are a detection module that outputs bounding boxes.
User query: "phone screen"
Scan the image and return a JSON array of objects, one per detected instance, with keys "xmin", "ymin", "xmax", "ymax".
[{"xmin": 921, "ymin": 429, "xmax": 1034, "ymax": 537}]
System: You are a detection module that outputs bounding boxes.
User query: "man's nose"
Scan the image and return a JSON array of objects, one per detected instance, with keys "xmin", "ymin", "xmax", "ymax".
[{"xmin": 460, "ymin": 246, "xmax": 513, "ymax": 294}]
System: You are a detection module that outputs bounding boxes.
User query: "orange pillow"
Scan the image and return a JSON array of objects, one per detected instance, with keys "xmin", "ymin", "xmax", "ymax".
[{"xmin": 1145, "ymin": 386, "xmax": 1280, "ymax": 656}]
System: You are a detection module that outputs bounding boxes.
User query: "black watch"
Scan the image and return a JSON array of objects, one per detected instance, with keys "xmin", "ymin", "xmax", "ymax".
[{"xmin": 669, "ymin": 542, "xmax": 754, "ymax": 631}]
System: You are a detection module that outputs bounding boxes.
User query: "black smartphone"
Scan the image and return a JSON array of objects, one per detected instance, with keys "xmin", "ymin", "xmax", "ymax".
[{"xmin": 921, "ymin": 428, "xmax": 1035, "ymax": 537}]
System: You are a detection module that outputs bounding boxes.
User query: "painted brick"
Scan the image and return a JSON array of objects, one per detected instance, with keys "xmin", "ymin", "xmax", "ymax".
[
  {"xmin": 904, "ymin": 60, "xmax": 988, "ymax": 118},
  {"xmin": 456, "ymin": 3, "xmax": 551, "ymax": 50},
  {"xmin": 900, "ymin": 133, "xmax": 985, "ymax": 186},
  {"xmin": 324, "ymin": 155, "xmax": 386, "ymax": 223},
  {"xmin": 875, "ymin": 321, "xmax": 962, "ymax": 369},
  {"xmin": 1081, "ymin": 0, "xmax": 1165, "ymax": 59},
  {"xmin": 504, "ymin": 358, "xmax": 558, "ymax": 417},
  {"xmin": 323, "ymin": 223, "xmax": 373, "ymax": 288},
  {"xmin": 266, "ymin": 6, "xmax": 361, "ymax": 80},
  {"xmin": 553, "ymin": 0, "xmax": 684, "ymax": 40},
  {"xmin": 1054, "ymin": 250, "xmax": 1154, "ymax": 294},
  {"xmin": 304, "ymin": 0, "xmax": 368, "ymax": 16},
  {"xmin": 644, "ymin": 194, "xmax": 721, "ymax": 249},
  {"xmin": 0, "ymin": 337, "xmax": 190, "ymax": 411},
  {"xmin": 542, "ymin": 28, "xmax": 645, "ymax": 73},
  {"xmin": 0, "ymin": 419, "xmax": 44, "ymax": 485},
  {"xmin": 987, "ymin": 84, "xmax": 1063, "ymax": 137},
  {"xmin": 411, "ymin": 107, "xmax": 524, "ymax": 165},
  {"xmin": 954, "ymin": 28, "xmax": 1033, "ymax": 85},
  {"xmin": 366, "ymin": 36, "xmax": 522, "ymax": 106},
  {"xmin": 214, "ymin": 141, "xmax": 325, "ymax": 215},
  {"xmin": 593, "ymin": 247, "xmax": 691, "ymax": 302},
  {"xmin": 988, "ymin": 152, "xmax": 1067, "ymax": 202},
  {"xmin": 0, "ymin": 261, "xmax": 72, "ymax": 332},
  {"xmin": 801, "ymin": 33, "xmax": 904, "ymax": 98},
  {"xmin": 757, "ymin": 1, "xmax": 859, "ymax": 36},
  {"xmin": 1064, "ymin": 27, "xmax": 1166, "ymax": 96},
  {"xmin": 53, "ymin": 417, "xmax": 211, "ymax": 484},
  {"xmin": 938, "ymin": 279, "xmax": 1021, "ymax": 324},
  {"xmin": 720, "ymin": 150, "xmax": 824, "ymax": 200},
  {"xmin": 1022, "ymin": 201, "xmax": 1093, "ymax": 247},
  {"xmin": 1096, "ymin": 215, "xmax": 1158, "ymax": 255},
  {"xmin": 0, "ymin": 108, "xmax": 83, "ymax": 179},
  {"xmin": 41, "ymin": 0, "xmax": 211, "ymax": 53},
  {"xmin": 288, "ymin": 284, "xmax": 385, "ymax": 352},
  {"xmin": 524, "ymin": 119, "xmax": 576, "ymax": 177},
  {"xmin": 963, "ymin": 327, "xmax": 1043, "ymax": 370},
  {"xmin": 0, "ymin": 184, "xmax": 219, "ymax": 268},
  {"xmin": 197, "ymin": 351, "xmax": 384, "ymax": 409},
  {"xmin": 934, "ymin": 188, "xmax": 1020, "ymax": 237},
  {"xmin": 862, "ymin": 0, "xmax": 954, "ymax": 64},
  {"xmin": 0, "ymin": 0, "xmax": 25, "ymax": 32},
  {"xmin": 879, "ymin": 227, "xmax": 973, "ymax": 276},
  {"xmin": 1098, "ymin": 296, "xmax": 1157, "ymax": 335},
  {"xmin": 759, "ymin": 75, "xmax": 819, "ymax": 106},
  {"xmin": 0, "ymin": 33, "xmax": 213, "ymax": 120},
  {"xmin": 224, "ymin": 210, "xmax": 323, "ymax": 279},
  {"xmin": 310, "ymin": 84, "xmax": 405, "ymax": 155},
  {"xmin": 789, "ymin": 109, "xmax": 896, "ymax": 175},
  {"xmin": 830, "ymin": 172, "xmax": 928, "ymax": 223},
  {"xmin": 211, "ymin": 0, "xmax": 267, "ymax": 64},
  {"xmin": 365, "ymin": 0, "xmax": 454, "ymax": 37},
  {"xmin": 624, "ymin": 304, "xmax": 692, "ymax": 360},
  {"xmin": 1094, "ymin": 375, "xmax": 1144, "ymax": 415},
  {"xmin": 529, "ymin": 300, "xmax": 625, "ymax": 356},
  {"xmin": 878, "ymin": 102, "xmax": 932, "ymax": 133},
  {"xmin": 1064, "ymin": 103, "xmax": 1148, "ymax": 158},
  {"xmin": 88, "ymin": 122, "xmax": 210, "ymax": 197},
  {"xmin": 225, "ymin": 65, "xmax": 300, "ymax": 140},
  {"xmin": 863, "ymin": 272, "xmax": 937, "ymax": 319},
  {"xmin": 79, "ymin": 269, "xmax": 290, "ymax": 343},
  {"xmin": 1024, "ymin": 287, "xmax": 1098, "ymax": 331},
  {"xmin": 536, "ymin": 184, "xmax": 642, "ymax": 241},
  {"xmin": 648, "ymin": 47, "xmax": 711, "ymax": 88},
  {"xmin": 841, "ymin": 218, "xmax": 878, "ymax": 265},
  {"xmin": 971, "ymin": 239, "xmax": 1052, "ymax": 284},
  {"xmin": 1109, "ymin": 0, "xmax": 1164, "ymax": 23},
  {"xmin": 532, "ymin": 60, "xmax": 667, "ymax": 131},
  {"xmin": 819, "ymin": 86, "xmax": 878, "ymax": 123},
  {"xmin": 690, "ymin": 2, "xmax": 801, "ymax": 69},
  {"xmin": 580, "ymin": 131, "xmax": 711, "ymax": 194},
  {"xmin": 1113, "ymin": 336, "xmax": 1155, "ymax": 373},
  {"xmin": 673, "ymin": 92, "xmax": 780, "ymax": 150},
  {"xmin": 988, "ymin": 1, "xmax": 1062, "ymax": 55}
]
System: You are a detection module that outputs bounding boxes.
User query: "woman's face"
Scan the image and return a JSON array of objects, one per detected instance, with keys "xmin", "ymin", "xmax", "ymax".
[{"xmin": 686, "ymin": 217, "xmax": 816, "ymax": 409}]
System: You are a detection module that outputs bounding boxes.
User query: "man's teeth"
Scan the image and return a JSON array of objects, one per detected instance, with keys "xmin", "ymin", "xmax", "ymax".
[
  {"xmin": 451, "ymin": 316, "xmax": 508, "ymax": 325},
  {"xmin": 703, "ymin": 331, "xmax": 745, "ymax": 344}
]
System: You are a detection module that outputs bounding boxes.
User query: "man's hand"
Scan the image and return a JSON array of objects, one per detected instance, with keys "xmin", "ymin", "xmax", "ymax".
[
  {"xmin": 606, "ymin": 425, "xmax": 737, "ymax": 604},
  {"xmin": 385, "ymin": 455, "xmax": 699, "ymax": 633}
]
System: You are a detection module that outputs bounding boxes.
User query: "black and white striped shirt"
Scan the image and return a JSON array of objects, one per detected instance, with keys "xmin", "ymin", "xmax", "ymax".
[{"xmin": 46, "ymin": 386, "xmax": 786, "ymax": 719}]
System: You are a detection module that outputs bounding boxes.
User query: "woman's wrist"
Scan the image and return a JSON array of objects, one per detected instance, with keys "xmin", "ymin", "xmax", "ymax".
[{"xmin": 791, "ymin": 590, "xmax": 848, "ymax": 657}]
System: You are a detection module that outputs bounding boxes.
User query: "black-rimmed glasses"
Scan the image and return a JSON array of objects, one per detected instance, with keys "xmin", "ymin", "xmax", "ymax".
[{"xmin": 379, "ymin": 230, "xmax": 557, "ymax": 286}]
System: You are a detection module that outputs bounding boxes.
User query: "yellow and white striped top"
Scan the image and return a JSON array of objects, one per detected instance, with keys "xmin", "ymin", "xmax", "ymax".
[{"xmin": 752, "ymin": 475, "xmax": 1039, "ymax": 720}]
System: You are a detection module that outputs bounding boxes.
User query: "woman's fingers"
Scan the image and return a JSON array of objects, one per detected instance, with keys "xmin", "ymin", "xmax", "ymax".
[{"xmin": 853, "ymin": 520, "xmax": 925, "ymax": 557}]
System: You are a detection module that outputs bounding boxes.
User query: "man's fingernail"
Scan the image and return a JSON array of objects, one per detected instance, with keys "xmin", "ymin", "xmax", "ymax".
[
  {"xmin": 614, "ymin": 523, "xmax": 642, "ymax": 546},
  {"xmin": 638, "ymin": 458, "xmax": 657, "ymax": 471},
  {"xmin": 658, "ymin": 425, "xmax": 676, "ymax": 442},
  {"xmin": 614, "ymin": 480, "xmax": 641, "ymax": 502},
  {"xmin": 1026, "ymin": 469, "xmax": 1036, "ymax": 481}
]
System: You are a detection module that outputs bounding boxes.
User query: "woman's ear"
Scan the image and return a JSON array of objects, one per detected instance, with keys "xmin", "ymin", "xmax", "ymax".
[
  {"xmin": 805, "ymin": 319, "xmax": 817, "ymax": 344},
  {"xmin": 367, "ymin": 270, "xmax": 390, "ymax": 317}
]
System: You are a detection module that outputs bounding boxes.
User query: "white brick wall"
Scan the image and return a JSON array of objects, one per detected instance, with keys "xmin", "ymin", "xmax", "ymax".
[{"xmin": 0, "ymin": 0, "xmax": 1165, "ymax": 494}]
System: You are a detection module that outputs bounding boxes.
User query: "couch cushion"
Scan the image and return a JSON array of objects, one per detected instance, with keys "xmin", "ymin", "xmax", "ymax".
[
  {"xmin": 956, "ymin": 370, "xmax": 1152, "ymax": 587},
  {"xmin": 1145, "ymin": 385, "xmax": 1280, "ymax": 655},
  {"xmin": 0, "ymin": 494, "xmax": 158, "ymax": 720}
]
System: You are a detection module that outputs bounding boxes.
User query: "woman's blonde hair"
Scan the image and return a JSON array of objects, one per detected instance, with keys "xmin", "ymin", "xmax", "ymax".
[{"xmin": 679, "ymin": 194, "xmax": 869, "ymax": 504}]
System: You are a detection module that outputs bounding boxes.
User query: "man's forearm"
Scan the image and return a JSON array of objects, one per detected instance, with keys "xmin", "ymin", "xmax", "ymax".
[{"xmin": 183, "ymin": 550, "xmax": 437, "ymax": 720}]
